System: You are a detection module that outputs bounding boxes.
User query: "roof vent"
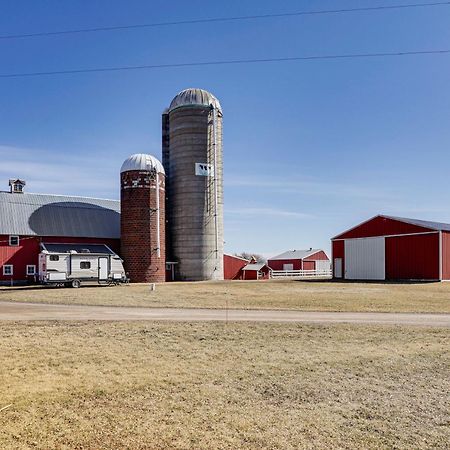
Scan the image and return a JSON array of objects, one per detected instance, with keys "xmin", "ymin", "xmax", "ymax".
[{"xmin": 9, "ymin": 179, "xmax": 26, "ymax": 194}]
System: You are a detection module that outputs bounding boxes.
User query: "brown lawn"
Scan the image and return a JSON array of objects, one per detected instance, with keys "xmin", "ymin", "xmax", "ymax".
[
  {"xmin": 1, "ymin": 279, "xmax": 450, "ymax": 313},
  {"xmin": 0, "ymin": 321, "xmax": 448, "ymax": 449}
]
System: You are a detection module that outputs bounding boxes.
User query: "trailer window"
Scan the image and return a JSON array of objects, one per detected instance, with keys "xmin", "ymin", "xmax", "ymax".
[
  {"xmin": 80, "ymin": 262, "xmax": 91, "ymax": 269},
  {"xmin": 50, "ymin": 255, "xmax": 59, "ymax": 261}
]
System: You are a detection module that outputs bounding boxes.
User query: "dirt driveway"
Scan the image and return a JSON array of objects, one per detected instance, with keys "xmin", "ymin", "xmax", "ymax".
[{"xmin": 1, "ymin": 301, "xmax": 449, "ymax": 326}]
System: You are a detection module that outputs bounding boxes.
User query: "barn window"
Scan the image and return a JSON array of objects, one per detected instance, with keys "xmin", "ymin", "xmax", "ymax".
[
  {"xmin": 50, "ymin": 255, "xmax": 59, "ymax": 261},
  {"xmin": 27, "ymin": 265, "xmax": 36, "ymax": 276},
  {"xmin": 3, "ymin": 265, "xmax": 13, "ymax": 276},
  {"xmin": 9, "ymin": 236, "xmax": 19, "ymax": 246},
  {"xmin": 80, "ymin": 262, "xmax": 91, "ymax": 269}
]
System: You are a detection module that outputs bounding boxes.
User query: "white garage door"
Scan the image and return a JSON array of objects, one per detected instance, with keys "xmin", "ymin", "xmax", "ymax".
[{"xmin": 345, "ymin": 237, "xmax": 385, "ymax": 280}]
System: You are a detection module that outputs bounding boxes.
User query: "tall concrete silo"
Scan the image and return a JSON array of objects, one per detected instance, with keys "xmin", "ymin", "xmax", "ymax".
[
  {"xmin": 120, "ymin": 153, "xmax": 166, "ymax": 283},
  {"xmin": 163, "ymin": 88, "xmax": 224, "ymax": 281}
]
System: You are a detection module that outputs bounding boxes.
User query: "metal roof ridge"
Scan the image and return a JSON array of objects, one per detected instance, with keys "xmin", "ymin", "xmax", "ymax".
[
  {"xmin": 1, "ymin": 191, "xmax": 120, "ymax": 203},
  {"xmin": 381, "ymin": 214, "xmax": 450, "ymax": 230}
]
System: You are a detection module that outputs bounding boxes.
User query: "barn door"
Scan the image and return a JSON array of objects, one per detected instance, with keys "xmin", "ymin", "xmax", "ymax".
[
  {"xmin": 345, "ymin": 237, "xmax": 385, "ymax": 280},
  {"xmin": 334, "ymin": 259, "xmax": 342, "ymax": 278}
]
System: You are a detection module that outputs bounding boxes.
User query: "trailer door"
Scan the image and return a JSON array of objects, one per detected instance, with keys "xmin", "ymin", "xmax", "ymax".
[{"xmin": 98, "ymin": 257, "xmax": 109, "ymax": 281}]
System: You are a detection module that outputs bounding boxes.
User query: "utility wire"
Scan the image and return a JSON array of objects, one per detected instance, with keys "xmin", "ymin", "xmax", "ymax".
[
  {"xmin": 1, "ymin": 2, "xmax": 449, "ymax": 40},
  {"xmin": 1, "ymin": 50, "xmax": 449, "ymax": 79}
]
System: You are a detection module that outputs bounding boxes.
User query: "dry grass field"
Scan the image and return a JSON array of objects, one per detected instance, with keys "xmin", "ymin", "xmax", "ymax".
[
  {"xmin": 1, "ymin": 280, "xmax": 450, "ymax": 313},
  {"xmin": 0, "ymin": 321, "xmax": 449, "ymax": 449}
]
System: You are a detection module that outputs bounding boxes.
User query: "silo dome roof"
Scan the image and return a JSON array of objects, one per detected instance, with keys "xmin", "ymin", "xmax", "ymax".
[
  {"xmin": 120, "ymin": 153, "xmax": 165, "ymax": 174},
  {"xmin": 169, "ymin": 88, "xmax": 222, "ymax": 113}
]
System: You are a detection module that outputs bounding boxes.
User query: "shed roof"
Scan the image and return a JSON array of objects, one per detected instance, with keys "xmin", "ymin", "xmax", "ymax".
[
  {"xmin": 243, "ymin": 263, "xmax": 268, "ymax": 271},
  {"xmin": 383, "ymin": 215, "xmax": 450, "ymax": 232},
  {"xmin": 224, "ymin": 253, "xmax": 250, "ymax": 262},
  {"xmin": 41, "ymin": 243, "xmax": 116, "ymax": 255},
  {"xmin": 332, "ymin": 214, "xmax": 450, "ymax": 240},
  {"xmin": 0, "ymin": 192, "xmax": 120, "ymax": 238},
  {"xmin": 269, "ymin": 249, "xmax": 322, "ymax": 261}
]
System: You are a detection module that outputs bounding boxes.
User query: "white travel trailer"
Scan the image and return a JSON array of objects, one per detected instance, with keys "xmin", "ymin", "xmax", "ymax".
[{"xmin": 38, "ymin": 243, "xmax": 126, "ymax": 288}]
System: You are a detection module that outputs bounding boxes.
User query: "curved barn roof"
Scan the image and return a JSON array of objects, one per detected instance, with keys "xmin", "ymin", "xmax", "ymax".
[{"xmin": 0, "ymin": 192, "xmax": 120, "ymax": 238}]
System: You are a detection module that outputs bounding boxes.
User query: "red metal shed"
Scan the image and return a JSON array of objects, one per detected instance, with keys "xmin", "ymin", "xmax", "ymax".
[
  {"xmin": 332, "ymin": 215, "xmax": 450, "ymax": 281},
  {"xmin": 242, "ymin": 263, "xmax": 271, "ymax": 280},
  {"xmin": 267, "ymin": 249, "xmax": 330, "ymax": 271}
]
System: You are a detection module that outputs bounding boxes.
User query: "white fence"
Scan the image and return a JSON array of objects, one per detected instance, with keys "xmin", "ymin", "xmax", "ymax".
[{"xmin": 271, "ymin": 269, "xmax": 332, "ymax": 279}]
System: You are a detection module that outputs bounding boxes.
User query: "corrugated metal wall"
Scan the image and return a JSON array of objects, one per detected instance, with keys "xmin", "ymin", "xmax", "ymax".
[
  {"xmin": 302, "ymin": 261, "xmax": 315, "ymax": 270},
  {"xmin": 441, "ymin": 231, "xmax": 450, "ymax": 280},
  {"xmin": 385, "ymin": 233, "xmax": 439, "ymax": 280},
  {"xmin": 223, "ymin": 254, "xmax": 247, "ymax": 280},
  {"xmin": 267, "ymin": 259, "xmax": 302, "ymax": 270},
  {"xmin": 344, "ymin": 237, "xmax": 385, "ymax": 280}
]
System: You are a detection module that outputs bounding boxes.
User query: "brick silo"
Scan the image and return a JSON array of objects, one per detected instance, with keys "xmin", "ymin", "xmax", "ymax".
[{"xmin": 120, "ymin": 154, "xmax": 166, "ymax": 283}]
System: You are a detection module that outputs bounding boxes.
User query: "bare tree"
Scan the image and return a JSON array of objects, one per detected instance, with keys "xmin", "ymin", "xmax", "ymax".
[{"xmin": 234, "ymin": 252, "xmax": 266, "ymax": 263}]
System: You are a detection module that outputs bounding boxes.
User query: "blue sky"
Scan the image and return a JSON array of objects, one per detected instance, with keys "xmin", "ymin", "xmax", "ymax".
[{"xmin": 0, "ymin": 0, "xmax": 449, "ymax": 257}]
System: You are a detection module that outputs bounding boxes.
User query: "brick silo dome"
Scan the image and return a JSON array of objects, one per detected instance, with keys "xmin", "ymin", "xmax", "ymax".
[{"xmin": 120, "ymin": 153, "xmax": 165, "ymax": 174}]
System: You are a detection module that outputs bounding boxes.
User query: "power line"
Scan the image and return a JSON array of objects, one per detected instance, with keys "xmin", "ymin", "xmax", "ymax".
[
  {"xmin": 1, "ymin": 49, "xmax": 449, "ymax": 79},
  {"xmin": 1, "ymin": 2, "xmax": 449, "ymax": 40}
]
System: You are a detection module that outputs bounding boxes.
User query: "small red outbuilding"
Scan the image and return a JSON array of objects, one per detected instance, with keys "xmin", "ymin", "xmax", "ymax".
[
  {"xmin": 332, "ymin": 215, "xmax": 450, "ymax": 281},
  {"xmin": 267, "ymin": 249, "xmax": 330, "ymax": 271},
  {"xmin": 242, "ymin": 263, "xmax": 271, "ymax": 280}
]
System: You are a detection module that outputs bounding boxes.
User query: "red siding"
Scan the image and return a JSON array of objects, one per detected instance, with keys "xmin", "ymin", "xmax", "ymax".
[
  {"xmin": 334, "ymin": 216, "xmax": 434, "ymax": 240},
  {"xmin": 441, "ymin": 232, "xmax": 450, "ymax": 280},
  {"xmin": 243, "ymin": 266, "xmax": 270, "ymax": 280},
  {"xmin": 303, "ymin": 261, "xmax": 315, "ymax": 270},
  {"xmin": 267, "ymin": 259, "xmax": 302, "ymax": 270},
  {"xmin": 224, "ymin": 254, "xmax": 248, "ymax": 280},
  {"xmin": 269, "ymin": 251, "xmax": 329, "ymax": 270},
  {"xmin": 332, "ymin": 240, "xmax": 345, "ymax": 278},
  {"xmin": 243, "ymin": 269, "xmax": 258, "ymax": 280},
  {"xmin": 385, "ymin": 233, "xmax": 439, "ymax": 280},
  {"xmin": 0, "ymin": 235, "xmax": 120, "ymax": 283},
  {"xmin": 305, "ymin": 250, "xmax": 329, "ymax": 261}
]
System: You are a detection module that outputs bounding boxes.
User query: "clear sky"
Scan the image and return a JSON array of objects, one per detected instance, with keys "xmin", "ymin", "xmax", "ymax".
[{"xmin": 0, "ymin": 0, "xmax": 449, "ymax": 257}]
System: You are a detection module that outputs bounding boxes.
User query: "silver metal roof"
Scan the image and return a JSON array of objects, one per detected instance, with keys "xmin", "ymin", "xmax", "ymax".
[
  {"xmin": 269, "ymin": 249, "xmax": 323, "ymax": 260},
  {"xmin": 41, "ymin": 243, "xmax": 116, "ymax": 255},
  {"xmin": 0, "ymin": 192, "xmax": 120, "ymax": 238},
  {"xmin": 120, "ymin": 153, "xmax": 165, "ymax": 175},
  {"xmin": 169, "ymin": 88, "xmax": 222, "ymax": 113},
  {"xmin": 243, "ymin": 263, "xmax": 267, "ymax": 271},
  {"xmin": 383, "ymin": 215, "xmax": 450, "ymax": 232}
]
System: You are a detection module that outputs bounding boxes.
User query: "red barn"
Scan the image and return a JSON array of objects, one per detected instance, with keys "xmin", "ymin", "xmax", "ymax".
[
  {"xmin": 332, "ymin": 215, "xmax": 450, "ymax": 281},
  {"xmin": 0, "ymin": 180, "xmax": 120, "ymax": 285},
  {"xmin": 242, "ymin": 263, "xmax": 271, "ymax": 280},
  {"xmin": 223, "ymin": 254, "xmax": 249, "ymax": 280},
  {"xmin": 268, "ymin": 249, "xmax": 330, "ymax": 271}
]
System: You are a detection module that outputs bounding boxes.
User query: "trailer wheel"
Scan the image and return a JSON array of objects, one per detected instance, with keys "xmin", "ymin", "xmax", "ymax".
[{"xmin": 72, "ymin": 279, "xmax": 81, "ymax": 289}]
